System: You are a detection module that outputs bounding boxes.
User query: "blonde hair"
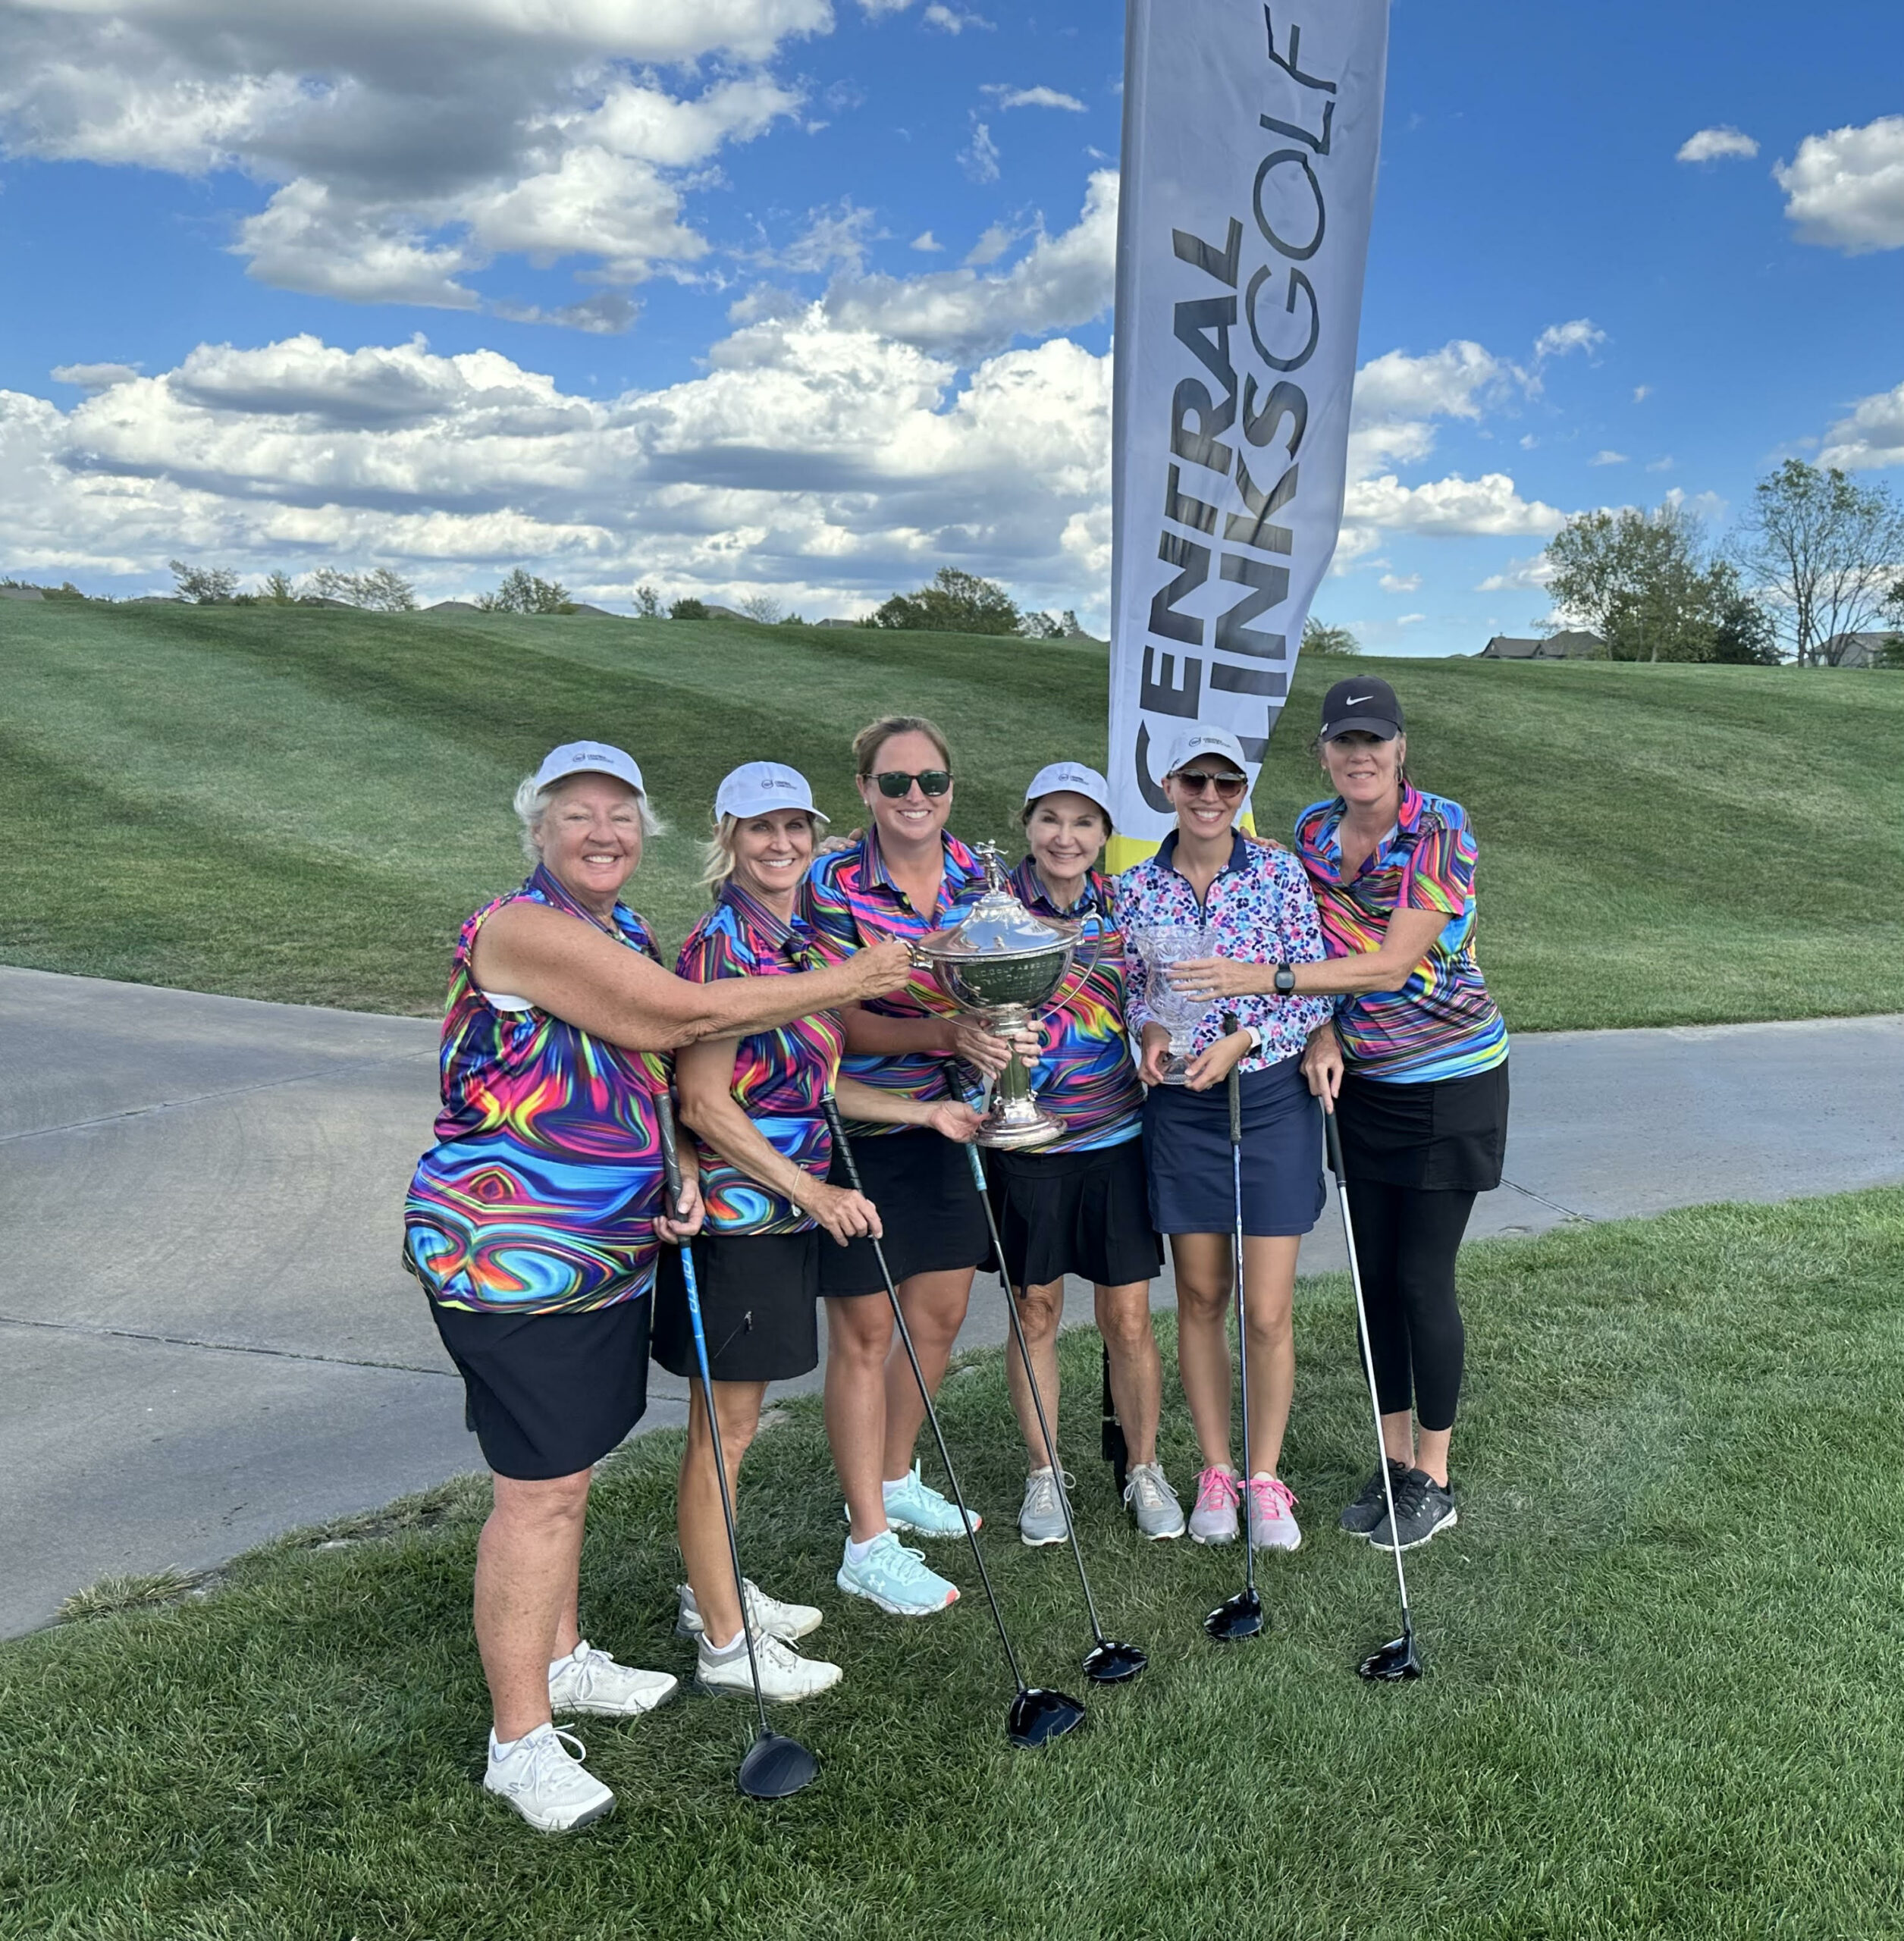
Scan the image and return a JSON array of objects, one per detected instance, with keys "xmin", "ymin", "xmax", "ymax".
[
  {"xmin": 698, "ymin": 809, "xmax": 827, "ymax": 896},
  {"xmin": 852, "ymin": 713, "xmax": 952, "ymax": 778},
  {"xmin": 512, "ymin": 770, "xmax": 662, "ymax": 863}
]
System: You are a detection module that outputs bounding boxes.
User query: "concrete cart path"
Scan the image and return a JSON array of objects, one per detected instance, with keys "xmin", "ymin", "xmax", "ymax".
[{"xmin": 4, "ymin": 963, "xmax": 1900, "ymax": 1635}]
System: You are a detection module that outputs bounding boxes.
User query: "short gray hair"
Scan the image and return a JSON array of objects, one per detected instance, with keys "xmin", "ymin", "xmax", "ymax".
[{"xmin": 512, "ymin": 771, "xmax": 663, "ymax": 863}]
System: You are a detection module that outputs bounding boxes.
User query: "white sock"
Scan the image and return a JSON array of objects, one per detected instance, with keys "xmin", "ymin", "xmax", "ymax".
[
  {"xmin": 845, "ymin": 1532, "xmax": 883, "ymax": 1565},
  {"xmin": 1027, "ymin": 1466, "xmax": 1054, "ymax": 1480},
  {"xmin": 491, "ymin": 1726, "xmax": 544, "ymax": 1761},
  {"xmin": 702, "ymin": 1629, "xmax": 746, "ymax": 1657},
  {"xmin": 880, "ymin": 1471, "xmax": 914, "ymax": 1500}
]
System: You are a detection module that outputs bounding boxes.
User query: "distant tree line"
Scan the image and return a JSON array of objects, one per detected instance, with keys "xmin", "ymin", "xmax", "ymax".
[
  {"xmin": 168, "ymin": 562, "xmax": 419, "ymax": 610},
  {"xmin": 1539, "ymin": 459, "xmax": 1904, "ymax": 666}
]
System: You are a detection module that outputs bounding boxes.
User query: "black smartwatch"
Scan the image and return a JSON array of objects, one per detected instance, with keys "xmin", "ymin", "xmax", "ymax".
[{"xmin": 1272, "ymin": 963, "xmax": 1297, "ymax": 996}]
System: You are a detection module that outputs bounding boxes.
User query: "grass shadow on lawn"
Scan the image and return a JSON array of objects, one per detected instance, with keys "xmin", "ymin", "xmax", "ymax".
[{"xmin": 5, "ymin": 1190, "xmax": 1904, "ymax": 1939}]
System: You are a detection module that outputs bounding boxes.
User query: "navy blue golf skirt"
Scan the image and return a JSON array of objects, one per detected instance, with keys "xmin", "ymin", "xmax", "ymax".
[{"xmin": 1143, "ymin": 1053, "xmax": 1325, "ymax": 1238}]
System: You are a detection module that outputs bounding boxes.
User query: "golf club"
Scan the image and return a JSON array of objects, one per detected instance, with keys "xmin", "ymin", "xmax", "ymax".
[
  {"xmin": 1205, "ymin": 1013, "xmax": 1264, "ymax": 1643},
  {"xmin": 655, "ymin": 1096, "xmax": 821, "ymax": 1797},
  {"xmin": 946, "ymin": 1065, "xmax": 1146, "ymax": 1685},
  {"xmin": 820, "ymin": 1093, "xmax": 1087, "ymax": 1748},
  {"xmin": 1322, "ymin": 1096, "xmax": 1424, "ymax": 1682}
]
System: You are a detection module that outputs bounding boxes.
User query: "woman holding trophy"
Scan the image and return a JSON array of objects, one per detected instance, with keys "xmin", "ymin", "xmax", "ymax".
[
  {"xmin": 1119, "ymin": 726, "xmax": 1334, "ymax": 1552},
  {"xmin": 957, "ymin": 763, "xmax": 1181, "ymax": 1546}
]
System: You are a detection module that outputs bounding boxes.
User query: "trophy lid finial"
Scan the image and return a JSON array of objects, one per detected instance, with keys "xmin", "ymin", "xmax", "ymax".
[{"xmin": 974, "ymin": 839, "xmax": 1007, "ymax": 890}]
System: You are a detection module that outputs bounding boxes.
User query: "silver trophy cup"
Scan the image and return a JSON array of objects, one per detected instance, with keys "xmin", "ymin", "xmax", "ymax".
[
  {"xmin": 911, "ymin": 843, "xmax": 1080, "ymax": 1149},
  {"xmin": 1137, "ymin": 925, "xmax": 1215, "ymax": 1086}
]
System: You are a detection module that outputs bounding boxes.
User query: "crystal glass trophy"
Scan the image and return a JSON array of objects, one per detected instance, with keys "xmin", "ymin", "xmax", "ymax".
[
  {"xmin": 1137, "ymin": 925, "xmax": 1215, "ymax": 1086},
  {"xmin": 911, "ymin": 843, "xmax": 1080, "ymax": 1149}
]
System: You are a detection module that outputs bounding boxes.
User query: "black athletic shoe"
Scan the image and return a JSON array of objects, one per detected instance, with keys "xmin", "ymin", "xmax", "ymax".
[
  {"xmin": 1366, "ymin": 1469, "xmax": 1457, "ymax": 1551},
  {"xmin": 1338, "ymin": 1458, "xmax": 1412, "ymax": 1536}
]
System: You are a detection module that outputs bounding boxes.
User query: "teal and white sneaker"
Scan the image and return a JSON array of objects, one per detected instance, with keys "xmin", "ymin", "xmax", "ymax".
[
  {"xmin": 881, "ymin": 1462, "xmax": 981, "ymax": 1538},
  {"xmin": 836, "ymin": 1532, "xmax": 961, "ymax": 1616}
]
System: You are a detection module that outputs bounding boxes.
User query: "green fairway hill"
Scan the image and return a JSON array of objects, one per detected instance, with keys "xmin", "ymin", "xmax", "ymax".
[
  {"xmin": 6, "ymin": 1188, "xmax": 1903, "ymax": 1939},
  {"xmin": 1, "ymin": 599, "xmax": 1898, "ymax": 1027}
]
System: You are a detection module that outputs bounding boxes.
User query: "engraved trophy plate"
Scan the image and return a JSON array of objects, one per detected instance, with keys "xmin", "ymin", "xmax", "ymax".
[
  {"xmin": 1136, "ymin": 925, "xmax": 1215, "ymax": 1086},
  {"xmin": 911, "ymin": 843, "xmax": 1080, "ymax": 1149}
]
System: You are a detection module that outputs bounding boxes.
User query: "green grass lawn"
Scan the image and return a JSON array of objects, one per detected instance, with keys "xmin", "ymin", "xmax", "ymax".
[
  {"xmin": 6, "ymin": 1189, "xmax": 1902, "ymax": 1939},
  {"xmin": 1, "ymin": 600, "xmax": 1899, "ymax": 1027}
]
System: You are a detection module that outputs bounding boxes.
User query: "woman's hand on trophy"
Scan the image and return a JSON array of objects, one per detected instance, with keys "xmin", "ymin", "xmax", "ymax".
[
  {"xmin": 1165, "ymin": 954, "xmax": 1259, "ymax": 1002},
  {"xmin": 1137, "ymin": 1021, "xmax": 1172, "ymax": 1087},
  {"xmin": 923, "ymin": 1099, "xmax": 987, "ymax": 1143},
  {"xmin": 797, "ymin": 1180, "xmax": 883, "ymax": 1246},
  {"xmin": 1184, "ymin": 1028, "xmax": 1252, "ymax": 1093},
  {"xmin": 950, "ymin": 1015, "xmax": 1040, "ymax": 1076}
]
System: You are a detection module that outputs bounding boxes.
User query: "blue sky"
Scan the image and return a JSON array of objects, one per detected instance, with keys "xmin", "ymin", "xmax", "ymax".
[{"xmin": 2, "ymin": 0, "xmax": 1900, "ymax": 654}]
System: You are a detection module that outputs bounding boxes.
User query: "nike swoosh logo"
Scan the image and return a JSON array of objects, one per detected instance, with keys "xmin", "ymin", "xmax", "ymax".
[{"xmin": 1344, "ymin": 693, "xmax": 1374, "ymax": 705}]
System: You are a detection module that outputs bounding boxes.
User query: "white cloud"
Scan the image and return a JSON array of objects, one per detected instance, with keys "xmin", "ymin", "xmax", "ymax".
[
  {"xmin": 0, "ymin": 316, "xmax": 1112, "ymax": 618},
  {"xmin": 1347, "ymin": 339, "xmax": 1508, "ymax": 476},
  {"xmin": 1777, "ymin": 117, "xmax": 1904, "ymax": 253},
  {"xmin": 924, "ymin": 4, "xmax": 994, "ymax": 30},
  {"xmin": 1589, "ymin": 450, "xmax": 1630, "ymax": 466},
  {"xmin": 981, "ymin": 85, "xmax": 1087, "ymax": 113},
  {"xmin": 1818, "ymin": 379, "xmax": 1904, "ymax": 471},
  {"xmin": 1645, "ymin": 455, "xmax": 1673, "ymax": 472},
  {"xmin": 1474, "ymin": 554, "xmax": 1555, "ymax": 594},
  {"xmin": 961, "ymin": 119, "xmax": 1001, "ymax": 183},
  {"xmin": 823, "ymin": 170, "xmax": 1115, "ymax": 359},
  {"xmin": 0, "ymin": 4, "xmax": 819, "ymax": 318},
  {"xmin": 1677, "ymin": 126, "xmax": 1758, "ymax": 164},
  {"xmin": 1396, "ymin": 612, "xmax": 1427, "ymax": 626},
  {"xmin": 1633, "ymin": 384, "xmax": 1651, "ymax": 403},
  {"xmin": 1378, "ymin": 571, "xmax": 1421, "ymax": 594},
  {"xmin": 910, "ymin": 230, "xmax": 945, "ymax": 253},
  {"xmin": 1344, "ymin": 472, "xmax": 1565, "ymax": 538},
  {"xmin": 963, "ymin": 224, "xmax": 1017, "ymax": 267},
  {"xmin": 52, "ymin": 362, "xmax": 142, "ymax": 390},
  {"xmin": 1534, "ymin": 318, "xmax": 1606, "ymax": 362},
  {"xmin": 770, "ymin": 202, "xmax": 882, "ymax": 276}
]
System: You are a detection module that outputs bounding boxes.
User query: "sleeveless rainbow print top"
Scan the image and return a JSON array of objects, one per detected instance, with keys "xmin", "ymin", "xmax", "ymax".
[{"xmin": 403, "ymin": 864, "xmax": 671, "ymax": 1315}]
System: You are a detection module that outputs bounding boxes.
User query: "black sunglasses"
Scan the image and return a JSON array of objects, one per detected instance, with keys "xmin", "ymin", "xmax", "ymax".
[
  {"xmin": 870, "ymin": 769, "xmax": 952, "ymax": 798},
  {"xmin": 1175, "ymin": 769, "xmax": 1247, "ymax": 800}
]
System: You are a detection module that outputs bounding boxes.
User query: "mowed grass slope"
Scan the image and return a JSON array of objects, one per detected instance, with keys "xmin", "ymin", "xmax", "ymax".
[
  {"xmin": 1, "ymin": 599, "xmax": 1899, "ymax": 1027},
  {"xmin": 5, "ymin": 1190, "xmax": 1903, "ymax": 1940}
]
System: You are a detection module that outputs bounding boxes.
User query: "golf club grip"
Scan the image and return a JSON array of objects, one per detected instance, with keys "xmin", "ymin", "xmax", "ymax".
[
  {"xmin": 1322, "ymin": 1096, "xmax": 1344, "ymax": 1177},
  {"xmin": 1221, "ymin": 1012, "xmax": 1242, "ymax": 1145},
  {"xmin": 655, "ymin": 1091, "xmax": 687, "ymax": 1221},
  {"xmin": 940, "ymin": 1061, "xmax": 990, "ymax": 1193}
]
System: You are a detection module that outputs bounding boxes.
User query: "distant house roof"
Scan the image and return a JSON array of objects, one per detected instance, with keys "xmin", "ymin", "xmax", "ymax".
[
  {"xmin": 0, "ymin": 585, "xmax": 45, "ymax": 601},
  {"xmin": 426, "ymin": 600, "xmax": 483, "ymax": 613},
  {"xmin": 815, "ymin": 617, "xmax": 864, "ymax": 629},
  {"xmin": 700, "ymin": 604, "xmax": 753, "ymax": 622},
  {"xmin": 1821, "ymin": 631, "xmax": 1902, "ymax": 668},
  {"xmin": 1479, "ymin": 630, "xmax": 1603, "ymax": 660}
]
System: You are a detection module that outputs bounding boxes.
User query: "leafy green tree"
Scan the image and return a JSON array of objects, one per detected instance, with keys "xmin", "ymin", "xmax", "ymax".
[
  {"xmin": 1018, "ymin": 610, "xmax": 1065, "ymax": 639},
  {"xmin": 872, "ymin": 567, "xmax": 1020, "ymax": 635},
  {"xmin": 262, "ymin": 572, "xmax": 296, "ymax": 604},
  {"xmin": 1301, "ymin": 616, "xmax": 1360, "ymax": 657},
  {"xmin": 1732, "ymin": 459, "xmax": 1904, "ymax": 666},
  {"xmin": 632, "ymin": 583, "xmax": 661, "ymax": 618},
  {"xmin": 479, "ymin": 569, "xmax": 573, "ymax": 614},
  {"xmin": 168, "ymin": 560, "xmax": 238, "ymax": 604},
  {"xmin": 1544, "ymin": 502, "xmax": 1745, "ymax": 662},
  {"xmin": 670, "ymin": 596, "xmax": 709, "ymax": 620}
]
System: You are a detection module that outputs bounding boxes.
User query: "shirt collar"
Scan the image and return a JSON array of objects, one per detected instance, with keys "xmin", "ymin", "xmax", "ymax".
[
  {"xmin": 1008, "ymin": 854, "xmax": 1103, "ymax": 918},
  {"xmin": 717, "ymin": 875, "xmax": 813, "ymax": 958},
  {"xmin": 1155, "ymin": 828, "xmax": 1252, "ymax": 877},
  {"xmin": 527, "ymin": 861, "xmax": 638, "ymax": 942},
  {"xmin": 862, "ymin": 827, "xmax": 982, "ymax": 904},
  {"xmin": 1315, "ymin": 782, "xmax": 1421, "ymax": 870}
]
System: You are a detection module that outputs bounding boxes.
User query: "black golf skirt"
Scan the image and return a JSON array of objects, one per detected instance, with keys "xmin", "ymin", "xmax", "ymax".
[
  {"xmin": 651, "ymin": 1230, "xmax": 820, "ymax": 1383},
  {"xmin": 430, "ymin": 1292, "xmax": 650, "ymax": 1482},
  {"xmin": 986, "ymin": 1137, "xmax": 1163, "ymax": 1290},
  {"xmin": 1337, "ymin": 1058, "xmax": 1510, "ymax": 1192},
  {"xmin": 818, "ymin": 1126, "xmax": 990, "ymax": 1297},
  {"xmin": 1143, "ymin": 1054, "xmax": 1325, "ymax": 1238}
]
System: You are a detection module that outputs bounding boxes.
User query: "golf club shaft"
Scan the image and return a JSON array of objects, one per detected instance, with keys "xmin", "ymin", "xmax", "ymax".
[
  {"xmin": 1223, "ymin": 1018, "xmax": 1256, "ymax": 1599},
  {"xmin": 1323, "ymin": 1101, "xmax": 1413, "ymax": 1624},
  {"xmin": 943, "ymin": 1069, "xmax": 1110, "ymax": 1645},
  {"xmin": 820, "ymin": 1096, "xmax": 1030, "ymax": 1694},
  {"xmin": 657, "ymin": 1097, "xmax": 776, "ymax": 1742}
]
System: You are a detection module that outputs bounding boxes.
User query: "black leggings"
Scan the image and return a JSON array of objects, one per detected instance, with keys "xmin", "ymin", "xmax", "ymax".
[{"xmin": 1342, "ymin": 1181, "xmax": 1477, "ymax": 1433}]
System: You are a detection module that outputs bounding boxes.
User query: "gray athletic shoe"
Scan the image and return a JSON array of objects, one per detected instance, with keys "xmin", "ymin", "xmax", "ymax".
[
  {"xmin": 1366, "ymin": 1469, "xmax": 1457, "ymax": 1551},
  {"xmin": 1338, "ymin": 1458, "xmax": 1412, "ymax": 1537},
  {"xmin": 1187, "ymin": 1466, "xmax": 1242, "ymax": 1545},
  {"xmin": 1121, "ymin": 1461, "xmax": 1186, "ymax": 1541},
  {"xmin": 1018, "ymin": 1467, "xmax": 1072, "ymax": 1547}
]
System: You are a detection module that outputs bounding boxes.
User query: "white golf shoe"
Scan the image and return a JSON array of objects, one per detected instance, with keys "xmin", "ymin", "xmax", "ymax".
[
  {"xmin": 696, "ymin": 1628, "xmax": 844, "ymax": 1702},
  {"xmin": 484, "ymin": 1724, "xmax": 614, "ymax": 1833},
  {"xmin": 547, "ymin": 1639, "xmax": 679, "ymax": 1718}
]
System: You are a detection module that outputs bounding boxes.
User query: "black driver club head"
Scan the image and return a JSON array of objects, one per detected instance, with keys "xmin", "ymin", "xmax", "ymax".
[
  {"xmin": 737, "ymin": 1729, "xmax": 820, "ymax": 1798},
  {"xmin": 1203, "ymin": 1589, "xmax": 1265, "ymax": 1643},
  {"xmin": 1357, "ymin": 1626, "xmax": 1424, "ymax": 1682},
  {"xmin": 1082, "ymin": 1638, "xmax": 1148, "ymax": 1685},
  {"xmin": 1008, "ymin": 1685, "xmax": 1087, "ymax": 1748}
]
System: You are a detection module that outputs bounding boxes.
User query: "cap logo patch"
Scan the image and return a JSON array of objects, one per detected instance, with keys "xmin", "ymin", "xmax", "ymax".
[{"xmin": 1344, "ymin": 694, "xmax": 1374, "ymax": 706}]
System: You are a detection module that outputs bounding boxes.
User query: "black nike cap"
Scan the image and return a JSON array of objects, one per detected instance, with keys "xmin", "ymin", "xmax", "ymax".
[{"xmin": 1319, "ymin": 676, "xmax": 1404, "ymax": 742}]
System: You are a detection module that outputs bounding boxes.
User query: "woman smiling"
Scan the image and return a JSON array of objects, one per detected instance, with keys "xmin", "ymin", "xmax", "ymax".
[{"xmin": 402, "ymin": 742, "xmax": 908, "ymax": 1833}]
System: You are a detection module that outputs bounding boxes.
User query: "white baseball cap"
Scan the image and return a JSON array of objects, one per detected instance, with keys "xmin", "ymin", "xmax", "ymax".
[
  {"xmin": 532, "ymin": 741, "xmax": 645, "ymax": 796},
  {"xmin": 1162, "ymin": 724, "xmax": 1250, "ymax": 776},
  {"xmin": 715, "ymin": 760, "xmax": 829, "ymax": 824},
  {"xmin": 1024, "ymin": 760, "xmax": 1113, "ymax": 820}
]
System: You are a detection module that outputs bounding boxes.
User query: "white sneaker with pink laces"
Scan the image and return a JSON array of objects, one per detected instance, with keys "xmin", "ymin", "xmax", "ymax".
[
  {"xmin": 1246, "ymin": 1475, "xmax": 1301, "ymax": 1551},
  {"xmin": 1187, "ymin": 1466, "xmax": 1241, "ymax": 1545}
]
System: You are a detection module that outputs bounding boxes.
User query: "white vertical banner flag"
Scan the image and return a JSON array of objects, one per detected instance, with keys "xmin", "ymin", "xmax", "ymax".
[{"xmin": 1105, "ymin": 0, "xmax": 1390, "ymax": 869}]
